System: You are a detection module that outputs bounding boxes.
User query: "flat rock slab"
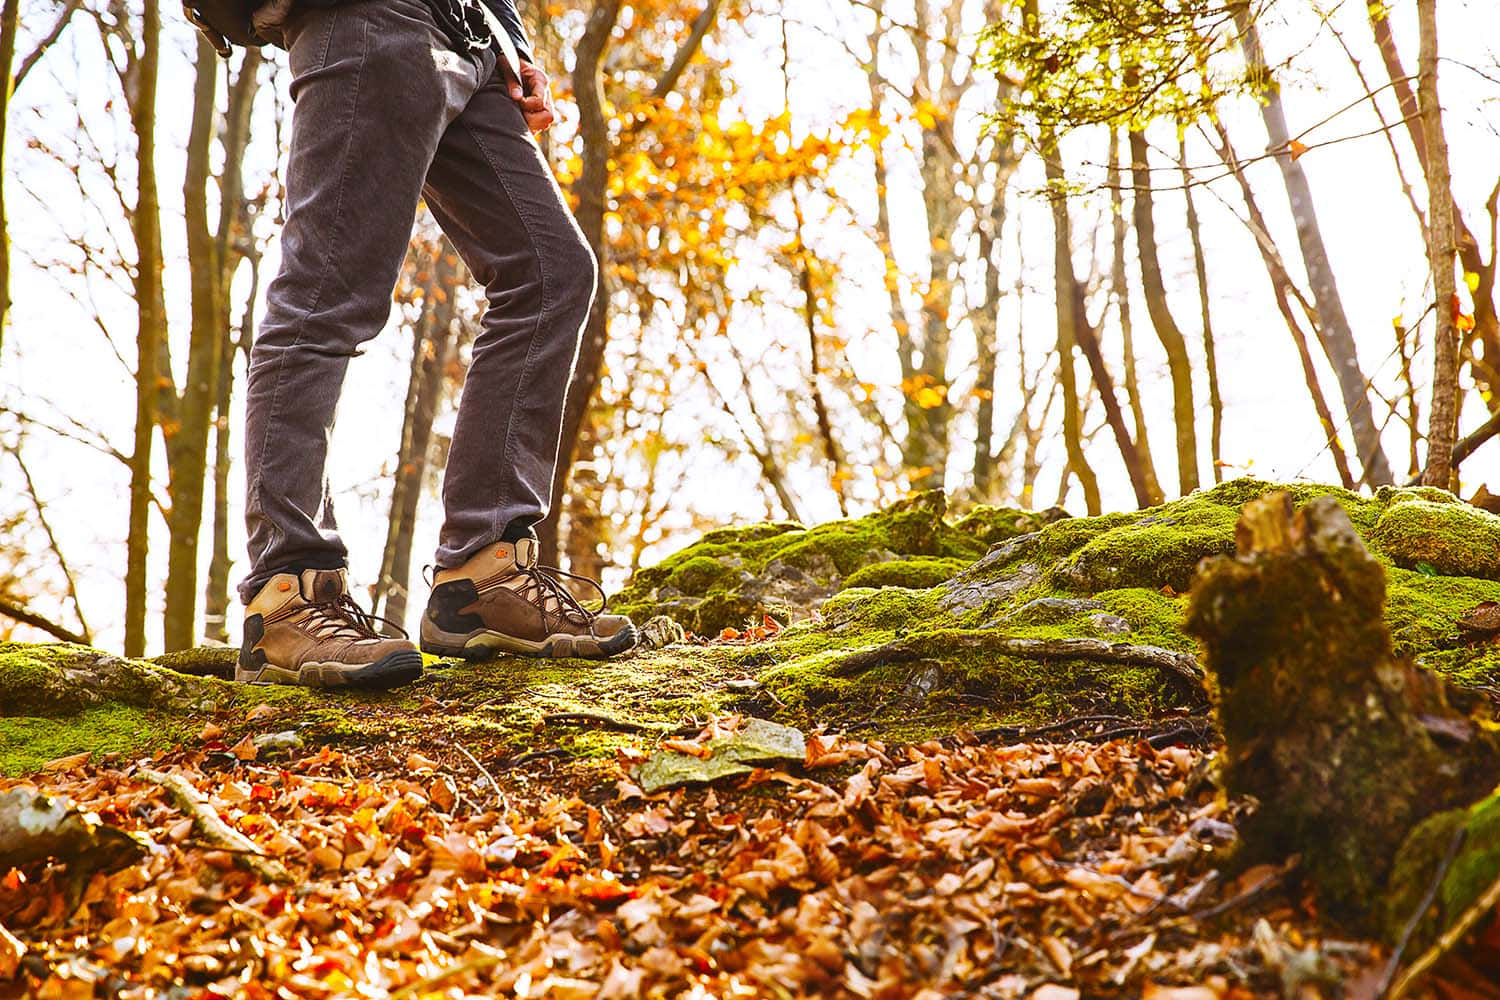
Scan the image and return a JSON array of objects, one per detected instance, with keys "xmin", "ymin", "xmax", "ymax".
[{"xmin": 633, "ymin": 718, "xmax": 807, "ymax": 794}]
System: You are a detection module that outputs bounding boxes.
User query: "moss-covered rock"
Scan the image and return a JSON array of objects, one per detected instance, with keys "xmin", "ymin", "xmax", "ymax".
[
  {"xmin": 841, "ymin": 557, "xmax": 968, "ymax": 591},
  {"xmin": 1371, "ymin": 495, "xmax": 1500, "ymax": 580},
  {"xmin": 612, "ymin": 489, "xmax": 988, "ymax": 634},
  {"xmin": 7, "ymin": 476, "xmax": 1500, "ymax": 780},
  {"xmin": 1384, "ymin": 785, "xmax": 1500, "ymax": 948},
  {"xmin": 952, "ymin": 504, "xmax": 1068, "ymax": 545}
]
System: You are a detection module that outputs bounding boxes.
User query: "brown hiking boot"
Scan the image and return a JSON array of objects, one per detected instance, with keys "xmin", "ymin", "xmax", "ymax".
[
  {"xmin": 420, "ymin": 539, "xmax": 637, "ymax": 659},
  {"xmin": 237, "ymin": 569, "xmax": 423, "ymax": 689}
]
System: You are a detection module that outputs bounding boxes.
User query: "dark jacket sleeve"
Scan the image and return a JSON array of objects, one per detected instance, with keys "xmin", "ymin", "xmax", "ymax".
[{"xmin": 481, "ymin": 0, "xmax": 533, "ymax": 63}]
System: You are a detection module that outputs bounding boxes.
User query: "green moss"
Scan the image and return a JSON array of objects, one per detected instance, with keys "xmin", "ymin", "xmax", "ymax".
[
  {"xmin": 1385, "ymin": 785, "xmax": 1500, "ymax": 947},
  {"xmin": 1094, "ymin": 588, "xmax": 1193, "ymax": 651},
  {"xmin": 1371, "ymin": 498, "xmax": 1500, "ymax": 579},
  {"xmin": 665, "ymin": 555, "xmax": 739, "ymax": 594},
  {"xmin": 0, "ymin": 642, "xmax": 220, "ymax": 716},
  {"xmin": 757, "ymin": 627, "xmax": 1180, "ymax": 730},
  {"xmin": 953, "ymin": 505, "xmax": 1065, "ymax": 546},
  {"xmin": 0, "ymin": 705, "xmax": 199, "ymax": 775},
  {"xmin": 841, "ymin": 557, "xmax": 967, "ymax": 591},
  {"xmin": 613, "ymin": 489, "xmax": 988, "ymax": 634},
  {"xmin": 11, "ymin": 478, "xmax": 1500, "ymax": 777}
]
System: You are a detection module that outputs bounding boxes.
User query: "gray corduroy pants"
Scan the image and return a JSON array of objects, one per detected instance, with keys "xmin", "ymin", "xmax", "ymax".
[{"xmin": 239, "ymin": 0, "xmax": 596, "ymax": 603}]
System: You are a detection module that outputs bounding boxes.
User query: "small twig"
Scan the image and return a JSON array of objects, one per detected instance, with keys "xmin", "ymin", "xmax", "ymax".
[
  {"xmin": 1180, "ymin": 858, "xmax": 1296, "ymax": 925},
  {"xmin": 499, "ymin": 747, "xmax": 570, "ymax": 769},
  {"xmin": 454, "ymin": 743, "xmax": 506, "ymax": 809},
  {"xmin": 543, "ymin": 710, "xmax": 655, "ymax": 733},
  {"xmin": 1388, "ymin": 851, "xmax": 1500, "ymax": 1000},
  {"xmin": 181, "ymin": 839, "xmax": 285, "ymax": 859},
  {"xmin": 542, "ymin": 711, "xmax": 674, "ymax": 735},
  {"xmin": 139, "ymin": 769, "xmax": 289, "ymax": 883},
  {"xmin": 1375, "ymin": 825, "xmax": 1467, "ymax": 996},
  {"xmin": 388, "ymin": 954, "xmax": 504, "ymax": 999}
]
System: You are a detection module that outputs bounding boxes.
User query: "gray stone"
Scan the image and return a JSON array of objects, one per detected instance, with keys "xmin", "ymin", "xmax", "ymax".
[
  {"xmin": 902, "ymin": 663, "xmax": 944, "ymax": 700},
  {"xmin": 997, "ymin": 597, "xmax": 1106, "ymax": 626},
  {"xmin": 633, "ymin": 718, "xmax": 806, "ymax": 793},
  {"xmin": 940, "ymin": 561, "xmax": 1042, "ymax": 615},
  {"xmin": 738, "ymin": 558, "xmax": 840, "ymax": 613},
  {"xmin": 1087, "ymin": 612, "xmax": 1132, "ymax": 636},
  {"xmin": 637, "ymin": 615, "xmax": 687, "ymax": 651}
]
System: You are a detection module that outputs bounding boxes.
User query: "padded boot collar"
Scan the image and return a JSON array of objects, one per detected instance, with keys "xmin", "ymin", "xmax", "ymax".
[{"xmin": 300, "ymin": 568, "xmax": 349, "ymax": 604}]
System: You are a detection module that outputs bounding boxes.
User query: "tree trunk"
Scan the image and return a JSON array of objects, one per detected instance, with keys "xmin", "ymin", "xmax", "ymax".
[
  {"xmin": 791, "ymin": 187, "xmax": 848, "ymax": 516},
  {"xmin": 970, "ymin": 171, "xmax": 1004, "ymax": 500},
  {"xmin": 542, "ymin": 0, "xmax": 620, "ymax": 567},
  {"xmin": 864, "ymin": 17, "xmax": 912, "ymax": 476},
  {"xmin": 562, "ymin": 417, "xmax": 606, "ymax": 584},
  {"xmin": 1417, "ymin": 0, "xmax": 1459, "ymax": 489},
  {"xmin": 203, "ymin": 50, "xmax": 262, "ymax": 643},
  {"xmin": 1042, "ymin": 133, "xmax": 1100, "ymax": 516},
  {"xmin": 1128, "ymin": 127, "xmax": 1199, "ymax": 497},
  {"xmin": 124, "ymin": 0, "xmax": 164, "ymax": 658},
  {"xmin": 1367, "ymin": 3, "xmax": 1500, "ymax": 407},
  {"xmin": 1108, "ymin": 129, "xmax": 1162, "ymax": 506},
  {"xmin": 163, "ymin": 37, "xmax": 224, "ymax": 652},
  {"xmin": 375, "ymin": 243, "xmax": 462, "ymax": 629},
  {"xmin": 898, "ymin": 0, "xmax": 965, "ymax": 493},
  {"xmin": 375, "ymin": 249, "xmax": 435, "ymax": 618},
  {"xmin": 1233, "ymin": 4, "xmax": 1395, "ymax": 486},
  {"xmin": 1207, "ymin": 119, "xmax": 1355, "ymax": 490},
  {"xmin": 1185, "ymin": 492, "xmax": 1500, "ymax": 928},
  {"xmin": 0, "ymin": 0, "xmax": 18, "ymax": 360},
  {"xmin": 1180, "ymin": 137, "xmax": 1223, "ymax": 483},
  {"xmin": 1069, "ymin": 278, "xmax": 1153, "ymax": 509}
]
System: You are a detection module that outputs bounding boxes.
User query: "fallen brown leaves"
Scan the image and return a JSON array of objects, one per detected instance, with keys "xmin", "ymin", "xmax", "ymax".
[{"xmin": 0, "ymin": 733, "xmax": 1376, "ymax": 998}]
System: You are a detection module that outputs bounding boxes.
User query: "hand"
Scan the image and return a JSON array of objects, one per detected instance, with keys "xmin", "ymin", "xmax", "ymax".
[{"xmin": 508, "ymin": 61, "xmax": 556, "ymax": 133}]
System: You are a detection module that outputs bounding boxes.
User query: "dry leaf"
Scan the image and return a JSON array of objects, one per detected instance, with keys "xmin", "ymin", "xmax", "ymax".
[
  {"xmin": 229, "ymin": 735, "xmax": 259, "ymax": 762},
  {"xmin": 42, "ymin": 751, "xmax": 90, "ymax": 772},
  {"xmin": 0, "ymin": 922, "xmax": 24, "ymax": 981}
]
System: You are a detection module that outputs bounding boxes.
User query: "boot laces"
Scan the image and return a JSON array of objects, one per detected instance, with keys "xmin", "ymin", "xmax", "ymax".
[
  {"xmin": 512, "ymin": 564, "xmax": 607, "ymax": 626},
  {"xmin": 297, "ymin": 593, "xmax": 408, "ymax": 641}
]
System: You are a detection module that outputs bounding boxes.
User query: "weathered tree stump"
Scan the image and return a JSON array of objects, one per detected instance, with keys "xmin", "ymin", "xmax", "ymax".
[{"xmin": 1185, "ymin": 493, "xmax": 1500, "ymax": 926}]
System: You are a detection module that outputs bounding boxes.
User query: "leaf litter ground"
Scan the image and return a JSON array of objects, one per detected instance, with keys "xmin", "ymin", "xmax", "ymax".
[{"xmin": 1, "ymin": 715, "xmax": 1402, "ymax": 1000}]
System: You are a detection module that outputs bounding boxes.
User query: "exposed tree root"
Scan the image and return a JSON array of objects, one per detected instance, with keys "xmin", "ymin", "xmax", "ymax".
[
  {"xmin": 0, "ymin": 788, "xmax": 143, "ymax": 874},
  {"xmin": 835, "ymin": 632, "xmax": 1204, "ymax": 691}
]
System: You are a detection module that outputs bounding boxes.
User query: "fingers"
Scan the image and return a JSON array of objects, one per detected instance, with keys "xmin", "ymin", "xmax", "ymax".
[{"xmin": 524, "ymin": 106, "xmax": 556, "ymax": 128}]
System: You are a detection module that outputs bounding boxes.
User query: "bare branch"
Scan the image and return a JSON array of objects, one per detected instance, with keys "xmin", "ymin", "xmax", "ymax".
[
  {"xmin": 0, "ymin": 596, "xmax": 89, "ymax": 645},
  {"xmin": 13, "ymin": 0, "xmax": 82, "ymax": 88}
]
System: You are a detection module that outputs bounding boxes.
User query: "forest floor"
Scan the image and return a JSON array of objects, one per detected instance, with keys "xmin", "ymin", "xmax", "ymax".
[{"xmin": 3, "ymin": 478, "xmax": 1500, "ymax": 998}]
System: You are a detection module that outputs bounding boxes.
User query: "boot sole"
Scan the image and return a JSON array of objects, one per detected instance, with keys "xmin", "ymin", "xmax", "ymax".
[
  {"xmin": 234, "ymin": 649, "xmax": 424, "ymax": 690},
  {"xmin": 421, "ymin": 622, "xmax": 639, "ymax": 661}
]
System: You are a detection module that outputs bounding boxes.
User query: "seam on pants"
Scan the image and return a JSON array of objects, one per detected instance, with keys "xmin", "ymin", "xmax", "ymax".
[
  {"xmin": 248, "ymin": 8, "xmax": 370, "ymax": 570},
  {"xmin": 460, "ymin": 118, "xmax": 553, "ymax": 544}
]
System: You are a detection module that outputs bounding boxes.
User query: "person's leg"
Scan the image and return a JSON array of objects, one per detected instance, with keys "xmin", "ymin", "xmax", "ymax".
[
  {"xmin": 238, "ymin": 0, "xmax": 493, "ymax": 604},
  {"xmin": 420, "ymin": 69, "xmax": 597, "ymax": 570},
  {"xmin": 417, "ymin": 67, "xmax": 636, "ymax": 660}
]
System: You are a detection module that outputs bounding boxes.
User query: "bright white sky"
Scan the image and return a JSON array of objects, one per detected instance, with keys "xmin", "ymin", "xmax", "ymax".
[{"xmin": 3, "ymin": 0, "xmax": 1499, "ymax": 650}]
